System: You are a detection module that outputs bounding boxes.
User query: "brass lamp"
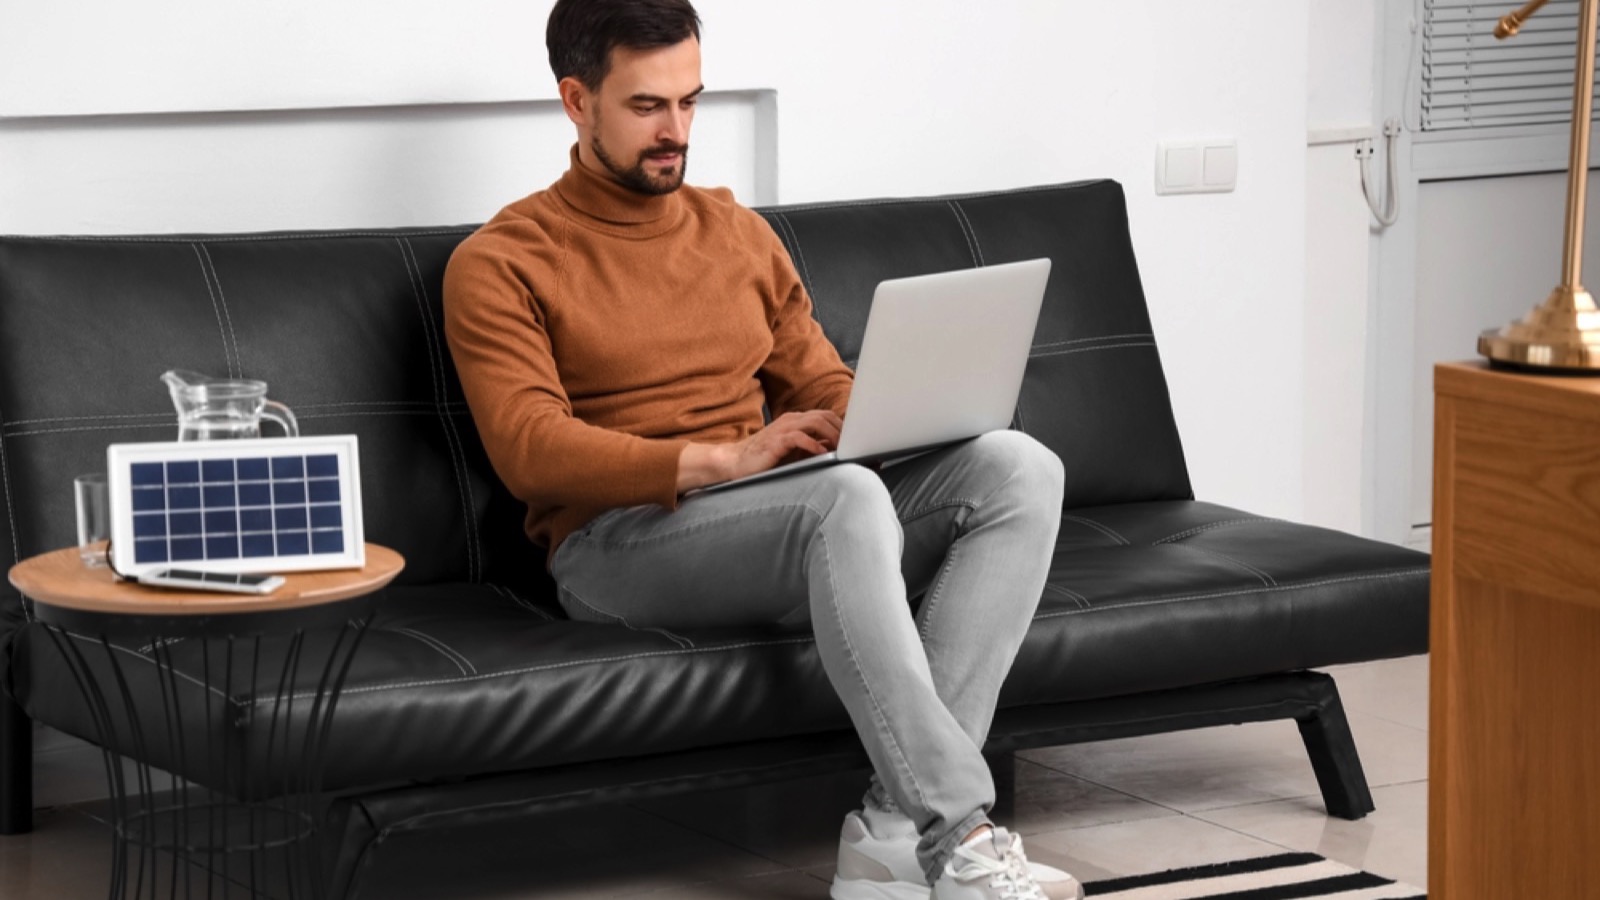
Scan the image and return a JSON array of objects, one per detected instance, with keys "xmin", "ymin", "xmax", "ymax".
[{"xmin": 1478, "ymin": 0, "xmax": 1600, "ymax": 371}]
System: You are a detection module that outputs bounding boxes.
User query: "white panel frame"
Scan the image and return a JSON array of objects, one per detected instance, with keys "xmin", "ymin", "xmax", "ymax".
[{"xmin": 106, "ymin": 435, "xmax": 365, "ymax": 577}]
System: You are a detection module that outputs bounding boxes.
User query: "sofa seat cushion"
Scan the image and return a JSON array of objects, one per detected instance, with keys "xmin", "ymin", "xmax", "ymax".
[
  {"xmin": 1007, "ymin": 501, "xmax": 1430, "ymax": 706},
  {"xmin": 13, "ymin": 502, "xmax": 1427, "ymax": 795}
]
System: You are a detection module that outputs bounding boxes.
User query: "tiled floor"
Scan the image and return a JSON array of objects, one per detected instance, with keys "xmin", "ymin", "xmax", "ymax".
[{"xmin": 1, "ymin": 655, "xmax": 1429, "ymax": 898}]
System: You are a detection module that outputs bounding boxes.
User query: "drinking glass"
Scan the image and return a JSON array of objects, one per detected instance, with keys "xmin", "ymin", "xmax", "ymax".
[{"xmin": 74, "ymin": 473, "xmax": 109, "ymax": 568}]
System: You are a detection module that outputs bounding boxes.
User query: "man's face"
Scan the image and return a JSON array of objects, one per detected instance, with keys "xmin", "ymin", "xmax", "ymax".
[{"xmin": 569, "ymin": 38, "xmax": 703, "ymax": 196}]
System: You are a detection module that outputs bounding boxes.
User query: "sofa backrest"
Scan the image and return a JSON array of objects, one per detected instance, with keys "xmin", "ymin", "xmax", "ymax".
[{"xmin": 0, "ymin": 179, "xmax": 1190, "ymax": 631}]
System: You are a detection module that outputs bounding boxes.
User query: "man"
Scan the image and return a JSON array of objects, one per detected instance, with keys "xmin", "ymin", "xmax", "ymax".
[{"xmin": 443, "ymin": 2, "xmax": 1079, "ymax": 898}]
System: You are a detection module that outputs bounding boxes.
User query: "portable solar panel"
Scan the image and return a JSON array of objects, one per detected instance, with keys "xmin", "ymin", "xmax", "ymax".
[{"xmin": 105, "ymin": 436, "xmax": 364, "ymax": 577}]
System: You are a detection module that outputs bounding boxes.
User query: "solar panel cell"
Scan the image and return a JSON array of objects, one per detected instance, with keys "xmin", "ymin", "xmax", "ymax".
[
  {"xmin": 171, "ymin": 537, "xmax": 205, "ymax": 561},
  {"xmin": 132, "ymin": 488, "xmax": 165, "ymax": 511},
  {"xmin": 273, "ymin": 482, "xmax": 306, "ymax": 505},
  {"xmin": 238, "ymin": 483, "xmax": 272, "ymax": 506},
  {"xmin": 202, "ymin": 459, "xmax": 235, "ymax": 482},
  {"xmin": 242, "ymin": 535, "xmax": 275, "ymax": 558},
  {"xmin": 167, "ymin": 461, "xmax": 200, "ymax": 484},
  {"xmin": 131, "ymin": 463, "xmax": 166, "ymax": 486},
  {"xmin": 168, "ymin": 486, "xmax": 201, "ymax": 510},
  {"xmin": 306, "ymin": 455, "xmax": 339, "ymax": 477}
]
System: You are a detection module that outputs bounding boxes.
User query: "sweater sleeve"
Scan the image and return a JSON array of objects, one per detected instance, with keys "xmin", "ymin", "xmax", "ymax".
[
  {"xmin": 756, "ymin": 226, "xmax": 855, "ymax": 420},
  {"xmin": 442, "ymin": 233, "xmax": 688, "ymax": 513}
]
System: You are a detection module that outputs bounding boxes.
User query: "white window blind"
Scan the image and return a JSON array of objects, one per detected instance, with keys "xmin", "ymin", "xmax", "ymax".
[{"xmin": 1423, "ymin": 0, "xmax": 1600, "ymax": 131}]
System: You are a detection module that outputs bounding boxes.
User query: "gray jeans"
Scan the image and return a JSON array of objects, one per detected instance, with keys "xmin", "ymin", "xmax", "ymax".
[{"xmin": 550, "ymin": 430, "xmax": 1065, "ymax": 881}]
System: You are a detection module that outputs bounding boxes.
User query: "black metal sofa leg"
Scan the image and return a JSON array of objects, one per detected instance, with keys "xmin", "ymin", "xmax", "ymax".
[
  {"xmin": 1, "ymin": 690, "xmax": 31, "ymax": 834},
  {"xmin": 1296, "ymin": 676, "xmax": 1375, "ymax": 820}
]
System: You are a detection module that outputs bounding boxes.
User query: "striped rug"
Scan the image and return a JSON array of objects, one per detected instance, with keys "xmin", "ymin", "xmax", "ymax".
[{"xmin": 1085, "ymin": 852, "xmax": 1425, "ymax": 899}]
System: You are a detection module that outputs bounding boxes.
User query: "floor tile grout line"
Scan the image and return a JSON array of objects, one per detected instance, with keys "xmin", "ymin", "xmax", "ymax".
[
  {"xmin": 1017, "ymin": 753, "xmax": 1429, "ymax": 823},
  {"xmin": 1014, "ymin": 755, "xmax": 1194, "ymax": 820}
]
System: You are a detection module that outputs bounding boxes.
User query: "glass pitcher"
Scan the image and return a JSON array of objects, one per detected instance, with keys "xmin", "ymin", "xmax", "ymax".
[{"xmin": 161, "ymin": 370, "xmax": 299, "ymax": 442}]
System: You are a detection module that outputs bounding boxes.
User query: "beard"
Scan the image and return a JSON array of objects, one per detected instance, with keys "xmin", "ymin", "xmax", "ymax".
[{"xmin": 591, "ymin": 133, "xmax": 690, "ymax": 196}]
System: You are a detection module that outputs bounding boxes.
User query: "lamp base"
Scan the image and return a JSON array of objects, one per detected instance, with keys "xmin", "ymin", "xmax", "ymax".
[{"xmin": 1478, "ymin": 284, "xmax": 1600, "ymax": 373}]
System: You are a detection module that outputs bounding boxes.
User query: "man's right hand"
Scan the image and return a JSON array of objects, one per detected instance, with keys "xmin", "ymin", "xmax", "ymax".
[{"xmin": 676, "ymin": 410, "xmax": 843, "ymax": 494}]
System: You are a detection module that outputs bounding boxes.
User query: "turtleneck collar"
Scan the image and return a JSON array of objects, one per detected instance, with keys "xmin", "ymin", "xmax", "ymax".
[{"xmin": 553, "ymin": 144, "xmax": 685, "ymax": 231}]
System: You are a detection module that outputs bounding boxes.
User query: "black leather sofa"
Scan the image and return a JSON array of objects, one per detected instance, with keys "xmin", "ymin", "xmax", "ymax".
[{"xmin": 0, "ymin": 179, "xmax": 1430, "ymax": 897}]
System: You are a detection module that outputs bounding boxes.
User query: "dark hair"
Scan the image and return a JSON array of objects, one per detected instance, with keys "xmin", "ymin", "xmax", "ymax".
[{"xmin": 547, "ymin": 0, "xmax": 702, "ymax": 91}]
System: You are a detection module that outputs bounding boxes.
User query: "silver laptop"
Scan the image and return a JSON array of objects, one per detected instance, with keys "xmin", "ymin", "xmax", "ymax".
[{"xmin": 699, "ymin": 257, "xmax": 1051, "ymax": 493}]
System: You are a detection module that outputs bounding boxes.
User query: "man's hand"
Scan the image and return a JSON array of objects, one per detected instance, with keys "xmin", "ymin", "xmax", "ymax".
[{"xmin": 677, "ymin": 410, "xmax": 843, "ymax": 494}]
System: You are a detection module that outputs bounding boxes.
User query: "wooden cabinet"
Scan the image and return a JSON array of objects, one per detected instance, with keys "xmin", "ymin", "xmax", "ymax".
[{"xmin": 1431, "ymin": 361, "xmax": 1600, "ymax": 899}]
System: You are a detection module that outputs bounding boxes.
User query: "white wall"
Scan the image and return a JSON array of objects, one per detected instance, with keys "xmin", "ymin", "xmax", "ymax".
[
  {"xmin": 1304, "ymin": 0, "xmax": 1380, "ymax": 536},
  {"xmin": 1410, "ymin": 172, "xmax": 1600, "ymax": 528},
  {"xmin": 0, "ymin": 1, "xmax": 1313, "ymax": 523}
]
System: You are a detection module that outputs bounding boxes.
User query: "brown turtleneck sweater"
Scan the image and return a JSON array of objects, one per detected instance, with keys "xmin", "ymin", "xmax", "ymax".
[{"xmin": 443, "ymin": 147, "xmax": 854, "ymax": 560}]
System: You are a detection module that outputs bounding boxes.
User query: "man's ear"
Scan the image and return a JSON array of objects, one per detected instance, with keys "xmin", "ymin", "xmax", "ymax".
[{"xmin": 558, "ymin": 77, "xmax": 590, "ymax": 128}]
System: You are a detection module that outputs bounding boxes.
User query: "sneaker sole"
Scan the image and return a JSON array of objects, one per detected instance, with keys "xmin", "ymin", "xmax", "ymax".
[{"xmin": 829, "ymin": 875, "xmax": 932, "ymax": 900}]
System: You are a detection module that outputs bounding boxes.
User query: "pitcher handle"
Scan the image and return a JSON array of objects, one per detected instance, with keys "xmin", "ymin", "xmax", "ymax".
[{"xmin": 261, "ymin": 400, "xmax": 300, "ymax": 438}]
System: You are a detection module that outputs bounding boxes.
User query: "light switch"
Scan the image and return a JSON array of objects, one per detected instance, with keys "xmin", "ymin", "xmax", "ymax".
[
  {"xmin": 1164, "ymin": 145, "xmax": 1201, "ymax": 189},
  {"xmin": 1156, "ymin": 138, "xmax": 1238, "ymax": 195},
  {"xmin": 1203, "ymin": 142, "xmax": 1238, "ymax": 188}
]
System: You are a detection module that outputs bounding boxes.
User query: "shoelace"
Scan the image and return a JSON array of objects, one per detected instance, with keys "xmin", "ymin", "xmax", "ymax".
[{"xmin": 953, "ymin": 843, "xmax": 1046, "ymax": 900}]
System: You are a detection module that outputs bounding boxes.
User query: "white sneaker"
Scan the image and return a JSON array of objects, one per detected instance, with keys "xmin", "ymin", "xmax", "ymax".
[
  {"xmin": 932, "ymin": 828, "xmax": 1083, "ymax": 900},
  {"xmin": 830, "ymin": 807, "xmax": 927, "ymax": 900},
  {"xmin": 831, "ymin": 810, "xmax": 1083, "ymax": 900}
]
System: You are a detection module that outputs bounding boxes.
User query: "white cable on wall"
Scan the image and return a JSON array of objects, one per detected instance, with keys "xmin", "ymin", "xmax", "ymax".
[{"xmin": 1360, "ymin": 118, "xmax": 1402, "ymax": 228}]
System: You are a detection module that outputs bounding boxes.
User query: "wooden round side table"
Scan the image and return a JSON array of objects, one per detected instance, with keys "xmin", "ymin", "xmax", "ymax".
[{"xmin": 8, "ymin": 544, "xmax": 403, "ymax": 900}]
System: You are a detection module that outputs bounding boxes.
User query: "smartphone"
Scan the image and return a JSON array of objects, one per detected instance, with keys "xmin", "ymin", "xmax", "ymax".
[{"xmin": 136, "ymin": 569, "xmax": 286, "ymax": 595}]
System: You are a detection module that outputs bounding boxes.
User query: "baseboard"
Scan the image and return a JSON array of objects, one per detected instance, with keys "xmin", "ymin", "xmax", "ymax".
[{"xmin": 1405, "ymin": 525, "xmax": 1432, "ymax": 553}]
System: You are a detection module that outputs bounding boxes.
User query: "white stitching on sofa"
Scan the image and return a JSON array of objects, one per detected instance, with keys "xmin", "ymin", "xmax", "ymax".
[
  {"xmin": 5, "ymin": 412, "xmax": 174, "ymax": 427},
  {"xmin": 763, "ymin": 213, "xmax": 798, "ymax": 268},
  {"xmin": 1153, "ymin": 518, "xmax": 1277, "ymax": 545},
  {"xmin": 1060, "ymin": 514, "xmax": 1130, "ymax": 545},
  {"xmin": 1028, "ymin": 341, "xmax": 1158, "ymax": 360},
  {"xmin": 257, "ymin": 636, "xmax": 819, "ymax": 706},
  {"xmin": 1032, "ymin": 333, "xmax": 1155, "ymax": 352},
  {"xmin": 4, "ymin": 423, "xmax": 174, "ymax": 438},
  {"xmin": 1041, "ymin": 582, "xmax": 1090, "ymax": 609},
  {"xmin": 391, "ymin": 627, "xmax": 477, "ymax": 675},
  {"xmin": 191, "ymin": 243, "xmax": 239, "ymax": 378},
  {"xmin": 402, "ymin": 236, "xmax": 483, "ymax": 582},
  {"xmin": 1167, "ymin": 543, "xmax": 1276, "ymax": 587},
  {"xmin": 775, "ymin": 213, "xmax": 817, "ymax": 297},
  {"xmin": 950, "ymin": 200, "xmax": 986, "ymax": 266},
  {"xmin": 59, "ymin": 629, "xmax": 236, "ymax": 704},
  {"xmin": 293, "ymin": 400, "xmax": 465, "ymax": 410},
  {"xmin": 487, "ymin": 583, "xmax": 556, "ymax": 620},
  {"xmin": 1032, "ymin": 569, "xmax": 1428, "ymax": 620},
  {"xmin": 3, "ymin": 412, "xmax": 451, "ymax": 437},
  {"xmin": 198, "ymin": 243, "xmax": 244, "ymax": 379},
  {"xmin": 22, "ymin": 229, "xmax": 476, "ymax": 245},
  {"xmin": 281, "ymin": 410, "xmax": 459, "ymax": 420},
  {"xmin": 0, "ymin": 421, "xmax": 18, "ymax": 570},
  {"xmin": 398, "ymin": 237, "xmax": 481, "ymax": 583},
  {"xmin": 947, "ymin": 201, "xmax": 981, "ymax": 267}
]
